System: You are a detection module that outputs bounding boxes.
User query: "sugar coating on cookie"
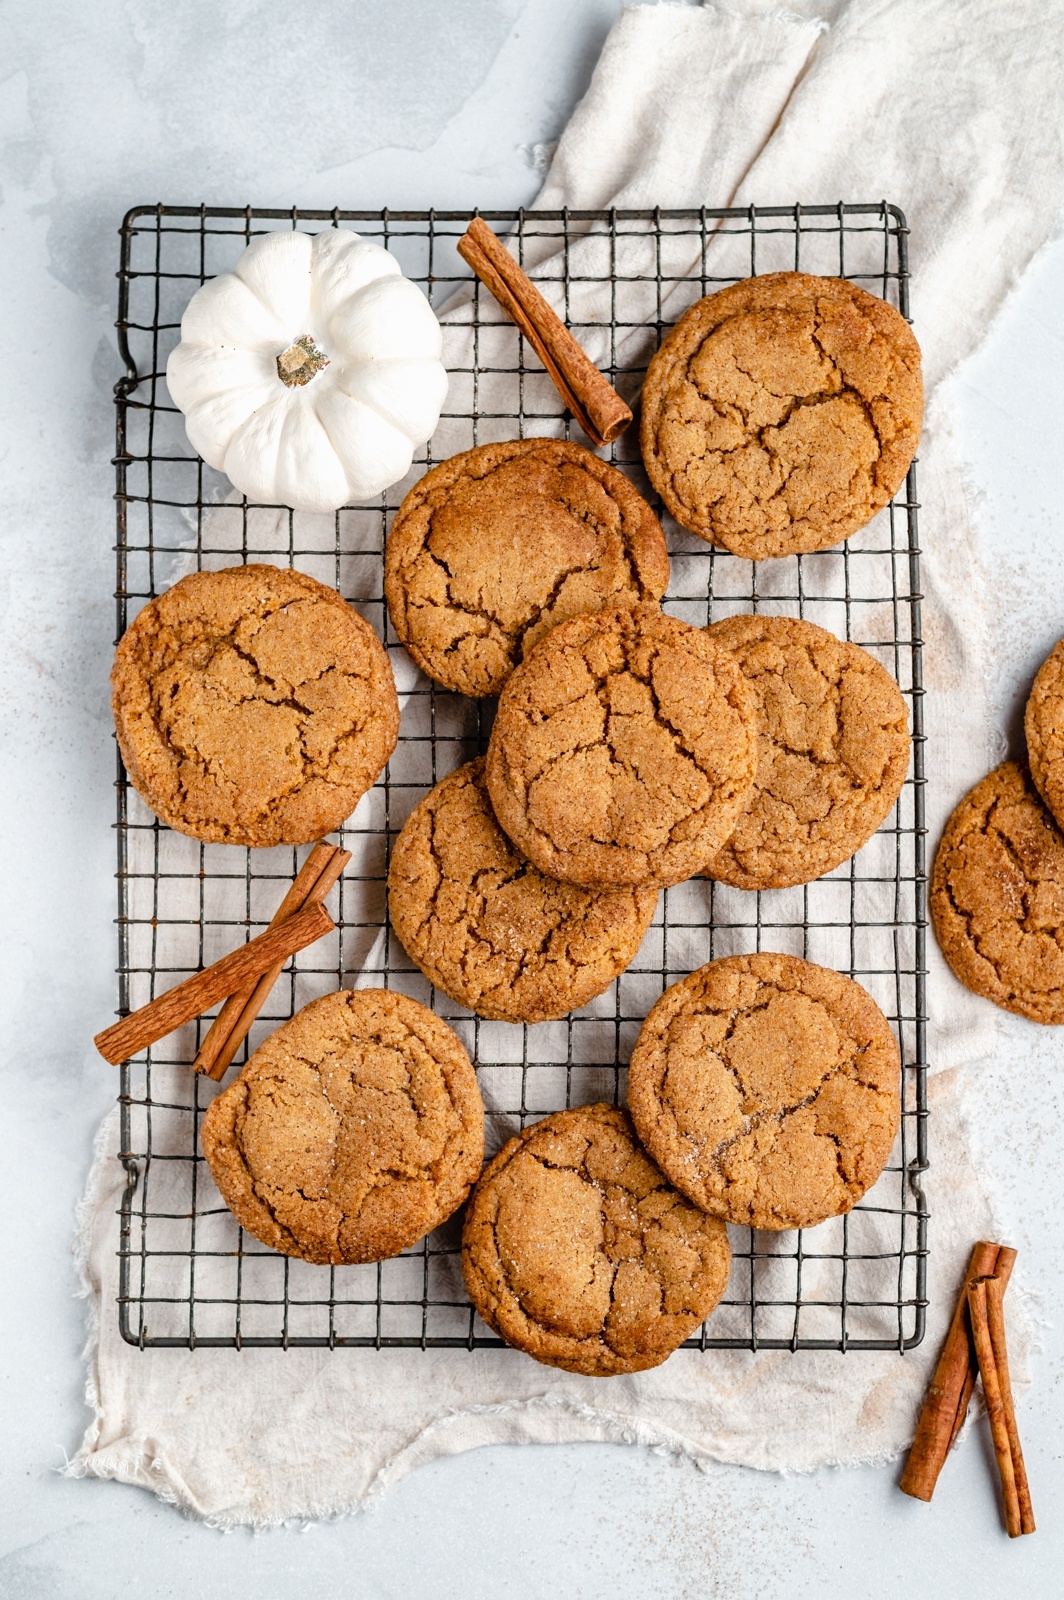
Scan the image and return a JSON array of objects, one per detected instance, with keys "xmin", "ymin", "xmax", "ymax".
[
  {"xmin": 388, "ymin": 759, "xmax": 658, "ymax": 1023},
  {"xmin": 640, "ymin": 272, "xmax": 923, "ymax": 560},
  {"xmin": 931, "ymin": 761, "xmax": 1064, "ymax": 1024},
  {"xmin": 201, "ymin": 988, "xmax": 484, "ymax": 1264},
  {"xmin": 384, "ymin": 438, "xmax": 669, "ymax": 697},
  {"xmin": 486, "ymin": 603, "xmax": 758, "ymax": 888},
  {"xmin": 461, "ymin": 1103, "xmax": 731, "ymax": 1374},
  {"xmin": 1025, "ymin": 638, "xmax": 1064, "ymax": 832},
  {"xmin": 703, "ymin": 614, "xmax": 910, "ymax": 889},
  {"xmin": 627, "ymin": 953, "xmax": 900, "ymax": 1230},
  {"xmin": 112, "ymin": 563, "xmax": 399, "ymax": 847}
]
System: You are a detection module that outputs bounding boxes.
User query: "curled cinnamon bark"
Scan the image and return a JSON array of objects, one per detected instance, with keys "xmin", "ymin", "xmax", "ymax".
[
  {"xmin": 968, "ymin": 1277, "xmax": 1022, "ymax": 1535},
  {"xmin": 94, "ymin": 901, "xmax": 334, "ymax": 1065},
  {"xmin": 194, "ymin": 841, "xmax": 349, "ymax": 1080},
  {"xmin": 947, "ymin": 1245, "xmax": 1015, "ymax": 1454},
  {"xmin": 900, "ymin": 1240, "xmax": 1001, "ymax": 1501},
  {"xmin": 901, "ymin": 1240, "xmax": 1033, "ymax": 1536},
  {"xmin": 458, "ymin": 215, "xmax": 632, "ymax": 448},
  {"xmin": 977, "ymin": 1273, "xmax": 1035, "ymax": 1536}
]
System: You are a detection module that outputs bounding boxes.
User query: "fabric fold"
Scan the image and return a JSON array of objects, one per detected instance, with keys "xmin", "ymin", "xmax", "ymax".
[{"xmin": 536, "ymin": 6, "xmax": 827, "ymax": 217}]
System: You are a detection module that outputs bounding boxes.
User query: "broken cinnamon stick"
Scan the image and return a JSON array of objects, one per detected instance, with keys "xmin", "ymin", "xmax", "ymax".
[
  {"xmin": 195, "ymin": 843, "xmax": 350, "ymax": 1080},
  {"xmin": 968, "ymin": 1278, "xmax": 1024, "ymax": 1536},
  {"xmin": 457, "ymin": 215, "xmax": 632, "ymax": 448},
  {"xmin": 94, "ymin": 900, "xmax": 334, "ymax": 1065},
  {"xmin": 900, "ymin": 1240, "xmax": 1003, "ymax": 1501},
  {"xmin": 983, "ymin": 1273, "xmax": 1035, "ymax": 1535}
]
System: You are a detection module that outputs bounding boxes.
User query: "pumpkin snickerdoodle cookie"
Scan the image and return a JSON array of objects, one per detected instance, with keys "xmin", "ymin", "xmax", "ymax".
[
  {"xmin": 931, "ymin": 761, "xmax": 1064, "ymax": 1024},
  {"xmin": 1025, "ymin": 637, "xmax": 1064, "ymax": 831},
  {"xmin": 201, "ymin": 988, "xmax": 484, "ymax": 1264},
  {"xmin": 384, "ymin": 437, "xmax": 669, "ymax": 697},
  {"xmin": 485, "ymin": 602, "xmax": 758, "ymax": 888},
  {"xmin": 388, "ymin": 759, "xmax": 657, "ymax": 1023},
  {"xmin": 461, "ymin": 1103, "xmax": 731, "ymax": 1374},
  {"xmin": 627, "ymin": 953, "xmax": 900, "ymax": 1231},
  {"xmin": 703, "ymin": 614, "xmax": 910, "ymax": 889},
  {"xmin": 640, "ymin": 272, "xmax": 922, "ymax": 560},
  {"xmin": 111, "ymin": 563, "xmax": 399, "ymax": 847}
]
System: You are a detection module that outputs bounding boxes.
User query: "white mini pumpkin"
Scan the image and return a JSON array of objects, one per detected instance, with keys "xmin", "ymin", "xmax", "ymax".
[{"xmin": 166, "ymin": 229, "xmax": 448, "ymax": 513}]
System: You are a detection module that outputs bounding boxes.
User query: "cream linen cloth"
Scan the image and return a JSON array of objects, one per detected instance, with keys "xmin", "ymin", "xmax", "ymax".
[{"xmin": 71, "ymin": 1, "xmax": 1064, "ymax": 1525}]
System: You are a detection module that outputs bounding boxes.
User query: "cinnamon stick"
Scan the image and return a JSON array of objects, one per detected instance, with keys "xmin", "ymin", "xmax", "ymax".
[
  {"xmin": 193, "ymin": 842, "xmax": 342, "ymax": 1079},
  {"xmin": 946, "ymin": 1245, "xmax": 1015, "ymax": 1454},
  {"xmin": 984, "ymin": 1272, "xmax": 1035, "ymax": 1535},
  {"xmin": 900, "ymin": 1240, "xmax": 1002, "ymax": 1501},
  {"xmin": 195, "ymin": 843, "xmax": 350, "ymax": 1080},
  {"xmin": 968, "ymin": 1278, "xmax": 1024, "ymax": 1536},
  {"xmin": 457, "ymin": 215, "xmax": 632, "ymax": 448},
  {"xmin": 94, "ymin": 900, "xmax": 334, "ymax": 1065}
]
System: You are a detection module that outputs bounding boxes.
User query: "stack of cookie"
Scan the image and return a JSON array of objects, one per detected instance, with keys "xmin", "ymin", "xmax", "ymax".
[
  {"xmin": 933, "ymin": 639, "xmax": 1064, "ymax": 1024},
  {"xmin": 380, "ymin": 272, "xmax": 922, "ymax": 1371},
  {"xmin": 110, "ymin": 269, "xmax": 923, "ymax": 1374},
  {"xmin": 383, "ymin": 273, "xmax": 920, "ymax": 1011},
  {"xmin": 462, "ymin": 954, "xmax": 901, "ymax": 1375}
]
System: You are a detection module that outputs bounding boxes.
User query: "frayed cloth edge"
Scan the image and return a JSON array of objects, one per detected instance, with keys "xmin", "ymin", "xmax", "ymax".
[{"xmin": 63, "ymin": 1383, "xmax": 906, "ymax": 1532}]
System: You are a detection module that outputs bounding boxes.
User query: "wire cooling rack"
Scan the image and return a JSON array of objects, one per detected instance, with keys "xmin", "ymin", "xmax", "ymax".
[{"xmin": 112, "ymin": 202, "xmax": 927, "ymax": 1352}]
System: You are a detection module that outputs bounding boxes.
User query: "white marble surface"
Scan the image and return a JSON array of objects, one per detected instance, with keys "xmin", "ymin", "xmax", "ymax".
[{"xmin": 2, "ymin": 1, "xmax": 1062, "ymax": 1593}]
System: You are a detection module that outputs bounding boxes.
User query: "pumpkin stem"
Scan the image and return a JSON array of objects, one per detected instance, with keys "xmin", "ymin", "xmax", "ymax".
[{"xmin": 276, "ymin": 335, "xmax": 330, "ymax": 387}]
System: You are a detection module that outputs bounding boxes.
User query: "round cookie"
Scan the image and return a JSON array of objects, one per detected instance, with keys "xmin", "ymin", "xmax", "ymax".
[
  {"xmin": 627, "ymin": 953, "xmax": 900, "ymax": 1231},
  {"xmin": 461, "ymin": 1103, "xmax": 731, "ymax": 1374},
  {"xmin": 1025, "ymin": 637, "xmax": 1064, "ymax": 830},
  {"xmin": 485, "ymin": 602, "xmax": 758, "ymax": 888},
  {"xmin": 931, "ymin": 761, "xmax": 1064, "ymax": 1024},
  {"xmin": 201, "ymin": 988, "xmax": 484, "ymax": 1264},
  {"xmin": 388, "ymin": 759, "xmax": 658, "ymax": 1023},
  {"xmin": 112, "ymin": 563, "xmax": 399, "ymax": 847},
  {"xmin": 384, "ymin": 437, "xmax": 670, "ymax": 697},
  {"xmin": 703, "ymin": 614, "xmax": 910, "ymax": 889},
  {"xmin": 640, "ymin": 272, "xmax": 923, "ymax": 560}
]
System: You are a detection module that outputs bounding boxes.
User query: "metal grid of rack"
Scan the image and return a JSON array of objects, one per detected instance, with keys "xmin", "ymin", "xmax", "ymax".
[{"xmin": 113, "ymin": 202, "xmax": 927, "ymax": 1351}]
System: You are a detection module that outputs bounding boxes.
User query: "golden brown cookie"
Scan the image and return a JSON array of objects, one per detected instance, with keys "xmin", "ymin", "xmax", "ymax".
[
  {"xmin": 112, "ymin": 563, "xmax": 399, "ymax": 847},
  {"xmin": 703, "ymin": 614, "xmax": 910, "ymax": 889},
  {"xmin": 383, "ymin": 438, "xmax": 669, "ymax": 697},
  {"xmin": 931, "ymin": 761, "xmax": 1064, "ymax": 1024},
  {"xmin": 1025, "ymin": 638, "xmax": 1064, "ymax": 830},
  {"xmin": 388, "ymin": 759, "xmax": 658, "ymax": 1023},
  {"xmin": 640, "ymin": 272, "xmax": 923, "ymax": 559},
  {"xmin": 485, "ymin": 602, "xmax": 757, "ymax": 888},
  {"xmin": 461, "ymin": 1103, "xmax": 731, "ymax": 1374},
  {"xmin": 627, "ymin": 953, "xmax": 900, "ymax": 1231},
  {"xmin": 201, "ymin": 988, "xmax": 484, "ymax": 1264}
]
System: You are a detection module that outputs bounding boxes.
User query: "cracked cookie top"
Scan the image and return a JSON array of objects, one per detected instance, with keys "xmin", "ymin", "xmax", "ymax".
[
  {"xmin": 931, "ymin": 761, "xmax": 1064, "ymax": 1025},
  {"xmin": 703, "ymin": 614, "xmax": 910, "ymax": 889},
  {"xmin": 112, "ymin": 563, "xmax": 399, "ymax": 847},
  {"xmin": 627, "ymin": 953, "xmax": 900, "ymax": 1230},
  {"xmin": 485, "ymin": 603, "xmax": 758, "ymax": 888},
  {"xmin": 1025, "ymin": 638, "xmax": 1064, "ymax": 833},
  {"xmin": 383, "ymin": 438, "xmax": 669, "ymax": 697},
  {"xmin": 640, "ymin": 272, "xmax": 923, "ymax": 560},
  {"xmin": 461, "ymin": 1103, "xmax": 731, "ymax": 1374},
  {"xmin": 201, "ymin": 988, "xmax": 484, "ymax": 1265},
  {"xmin": 388, "ymin": 759, "xmax": 658, "ymax": 1023}
]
